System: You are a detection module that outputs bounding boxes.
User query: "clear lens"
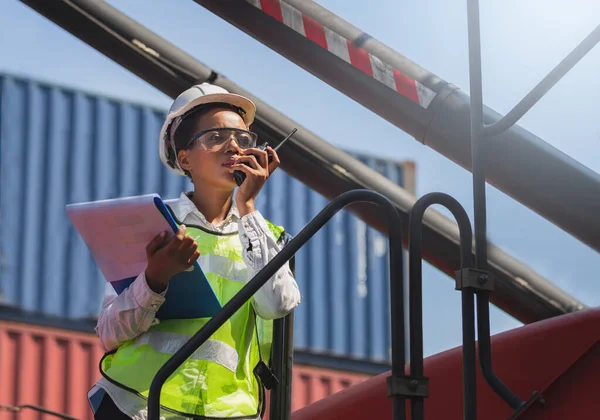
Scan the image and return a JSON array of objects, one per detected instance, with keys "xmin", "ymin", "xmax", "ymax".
[{"xmin": 191, "ymin": 128, "xmax": 257, "ymax": 150}]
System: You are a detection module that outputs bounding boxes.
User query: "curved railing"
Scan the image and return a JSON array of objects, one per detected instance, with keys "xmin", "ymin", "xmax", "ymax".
[{"xmin": 407, "ymin": 192, "xmax": 475, "ymax": 420}]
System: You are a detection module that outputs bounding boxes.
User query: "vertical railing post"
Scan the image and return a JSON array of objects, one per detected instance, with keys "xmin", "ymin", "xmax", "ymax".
[
  {"xmin": 387, "ymin": 203, "xmax": 407, "ymax": 420},
  {"xmin": 408, "ymin": 192, "xmax": 476, "ymax": 420},
  {"xmin": 466, "ymin": 0, "xmax": 525, "ymax": 412},
  {"xmin": 269, "ymin": 253, "xmax": 295, "ymax": 420},
  {"xmin": 464, "ymin": 2, "xmax": 598, "ymax": 416},
  {"xmin": 280, "ymin": 312, "xmax": 295, "ymax": 418}
]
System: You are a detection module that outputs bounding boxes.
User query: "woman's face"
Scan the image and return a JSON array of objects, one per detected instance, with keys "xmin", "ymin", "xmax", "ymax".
[{"xmin": 177, "ymin": 107, "xmax": 250, "ymax": 190}]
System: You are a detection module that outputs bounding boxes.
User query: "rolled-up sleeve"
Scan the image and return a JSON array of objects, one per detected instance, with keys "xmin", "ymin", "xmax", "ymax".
[
  {"xmin": 95, "ymin": 273, "xmax": 167, "ymax": 351},
  {"xmin": 238, "ymin": 211, "xmax": 301, "ymax": 320}
]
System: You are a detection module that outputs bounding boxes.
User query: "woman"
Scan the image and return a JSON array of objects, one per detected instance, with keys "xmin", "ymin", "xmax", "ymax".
[{"xmin": 88, "ymin": 83, "xmax": 301, "ymax": 420}]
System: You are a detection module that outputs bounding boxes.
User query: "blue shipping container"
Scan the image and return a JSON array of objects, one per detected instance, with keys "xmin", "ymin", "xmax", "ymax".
[{"xmin": 0, "ymin": 74, "xmax": 415, "ymax": 364}]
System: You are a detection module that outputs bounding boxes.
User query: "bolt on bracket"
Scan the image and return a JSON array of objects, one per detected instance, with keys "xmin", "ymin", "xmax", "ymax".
[
  {"xmin": 386, "ymin": 375, "xmax": 429, "ymax": 398},
  {"xmin": 454, "ymin": 268, "xmax": 495, "ymax": 292}
]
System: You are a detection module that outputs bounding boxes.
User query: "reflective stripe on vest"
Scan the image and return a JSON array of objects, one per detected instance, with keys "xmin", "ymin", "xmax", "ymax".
[
  {"xmin": 100, "ymin": 220, "xmax": 286, "ymax": 419},
  {"xmin": 198, "ymin": 254, "xmax": 248, "ymax": 284},
  {"xmin": 134, "ymin": 331, "xmax": 239, "ymax": 373}
]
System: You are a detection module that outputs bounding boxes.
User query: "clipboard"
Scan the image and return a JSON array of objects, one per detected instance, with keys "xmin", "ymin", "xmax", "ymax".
[{"xmin": 66, "ymin": 194, "xmax": 222, "ymax": 320}]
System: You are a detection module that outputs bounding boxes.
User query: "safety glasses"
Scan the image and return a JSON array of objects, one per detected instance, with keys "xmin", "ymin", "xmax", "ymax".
[{"xmin": 187, "ymin": 128, "xmax": 258, "ymax": 150}]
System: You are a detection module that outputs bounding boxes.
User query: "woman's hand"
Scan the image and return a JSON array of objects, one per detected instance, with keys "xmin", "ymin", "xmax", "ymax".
[
  {"xmin": 145, "ymin": 225, "xmax": 200, "ymax": 293},
  {"xmin": 231, "ymin": 146, "xmax": 280, "ymax": 216}
]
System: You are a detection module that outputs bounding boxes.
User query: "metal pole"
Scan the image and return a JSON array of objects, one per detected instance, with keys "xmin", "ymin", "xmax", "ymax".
[
  {"xmin": 388, "ymin": 215, "xmax": 407, "ymax": 420},
  {"xmin": 269, "ymin": 316, "xmax": 287, "ymax": 420},
  {"xmin": 484, "ymin": 23, "xmax": 600, "ymax": 136},
  {"xmin": 466, "ymin": 0, "xmax": 524, "ymax": 411},
  {"xmin": 283, "ymin": 0, "xmax": 437, "ymax": 83},
  {"xmin": 476, "ymin": 293, "xmax": 524, "ymax": 410},
  {"xmin": 461, "ymin": 290, "xmax": 477, "ymax": 420},
  {"xmin": 466, "ymin": 0, "xmax": 486, "ymax": 267},
  {"xmin": 270, "ymin": 253, "xmax": 296, "ymax": 420},
  {"xmin": 409, "ymin": 192, "xmax": 476, "ymax": 420},
  {"xmin": 281, "ymin": 311, "xmax": 295, "ymax": 420},
  {"xmin": 147, "ymin": 190, "xmax": 406, "ymax": 420}
]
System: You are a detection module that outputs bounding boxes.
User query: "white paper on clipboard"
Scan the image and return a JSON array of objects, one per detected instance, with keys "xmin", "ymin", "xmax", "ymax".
[{"xmin": 66, "ymin": 194, "xmax": 174, "ymax": 283}]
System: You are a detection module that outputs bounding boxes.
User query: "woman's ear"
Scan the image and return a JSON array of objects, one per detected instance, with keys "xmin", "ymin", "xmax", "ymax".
[{"xmin": 178, "ymin": 149, "xmax": 192, "ymax": 171}]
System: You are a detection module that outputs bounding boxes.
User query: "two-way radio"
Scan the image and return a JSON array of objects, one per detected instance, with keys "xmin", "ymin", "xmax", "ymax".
[{"xmin": 233, "ymin": 127, "xmax": 298, "ymax": 186}]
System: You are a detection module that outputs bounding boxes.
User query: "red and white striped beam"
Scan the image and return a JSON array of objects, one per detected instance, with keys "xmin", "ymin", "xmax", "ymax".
[{"xmin": 246, "ymin": 0, "xmax": 437, "ymax": 109}]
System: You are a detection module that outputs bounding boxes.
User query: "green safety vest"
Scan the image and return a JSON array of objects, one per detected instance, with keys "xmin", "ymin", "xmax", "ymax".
[{"xmin": 100, "ymin": 219, "xmax": 287, "ymax": 419}]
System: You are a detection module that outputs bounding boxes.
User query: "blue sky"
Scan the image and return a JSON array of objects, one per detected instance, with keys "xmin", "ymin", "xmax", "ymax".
[{"xmin": 1, "ymin": 0, "xmax": 599, "ymax": 356}]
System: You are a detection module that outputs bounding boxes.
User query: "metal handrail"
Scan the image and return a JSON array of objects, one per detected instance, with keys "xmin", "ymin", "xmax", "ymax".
[
  {"xmin": 483, "ymin": 23, "xmax": 600, "ymax": 137},
  {"xmin": 408, "ymin": 192, "xmax": 475, "ymax": 420},
  {"xmin": 269, "ymin": 305, "xmax": 295, "ymax": 419},
  {"xmin": 147, "ymin": 189, "xmax": 406, "ymax": 420},
  {"xmin": 466, "ymin": 0, "xmax": 525, "ymax": 410},
  {"xmin": 270, "ymin": 312, "xmax": 295, "ymax": 420},
  {"xmin": 269, "ymin": 234, "xmax": 296, "ymax": 420},
  {"xmin": 462, "ymin": 0, "xmax": 600, "ymax": 413}
]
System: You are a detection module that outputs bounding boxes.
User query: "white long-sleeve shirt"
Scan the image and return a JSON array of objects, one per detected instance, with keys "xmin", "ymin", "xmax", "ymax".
[{"xmin": 88, "ymin": 192, "xmax": 301, "ymax": 419}]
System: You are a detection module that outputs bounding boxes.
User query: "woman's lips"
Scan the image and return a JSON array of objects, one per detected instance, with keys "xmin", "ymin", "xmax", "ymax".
[{"xmin": 222, "ymin": 157, "xmax": 237, "ymax": 168}]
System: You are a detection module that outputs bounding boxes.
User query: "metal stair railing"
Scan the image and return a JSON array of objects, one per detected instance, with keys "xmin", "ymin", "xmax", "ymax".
[
  {"xmin": 408, "ymin": 192, "xmax": 475, "ymax": 420},
  {"xmin": 268, "ymin": 300, "xmax": 295, "ymax": 419},
  {"xmin": 466, "ymin": 0, "xmax": 600, "ymax": 416}
]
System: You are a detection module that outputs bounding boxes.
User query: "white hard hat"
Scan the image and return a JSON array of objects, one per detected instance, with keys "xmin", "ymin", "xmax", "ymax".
[{"xmin": 159, "ymin": 83, "xmax": 256, "ymax": 175}]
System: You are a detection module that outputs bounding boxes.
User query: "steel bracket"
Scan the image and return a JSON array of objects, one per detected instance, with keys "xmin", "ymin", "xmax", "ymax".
[
  {"xmin": 506, "ymin": 391, "xmax": 542, "ymax": 420},
  {"xmin": 386, "ymin": 375, "xmax": 429, "ymax": 398},
  {"xmin": 455, "ymin": 268, "xmax": 494, "ymax": 292}
]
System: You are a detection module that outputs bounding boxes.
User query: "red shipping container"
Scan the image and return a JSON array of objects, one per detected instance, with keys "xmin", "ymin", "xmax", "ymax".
[
  {"xmin": 0, "ymin": 319, "xmax": 103, "ymax": 420},
  {"xmin": 0, "ymin": 319, "xmax": 371, "ymax": 420},
  {"xmin": 263, "ymin": 364, "xmax": 370, "ymax": 419}
]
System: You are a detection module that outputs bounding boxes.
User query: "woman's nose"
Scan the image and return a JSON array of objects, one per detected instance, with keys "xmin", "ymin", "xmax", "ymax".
[{"xmin": 224, "ymin": 135, "xmax": 242, "ymax": 153}]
